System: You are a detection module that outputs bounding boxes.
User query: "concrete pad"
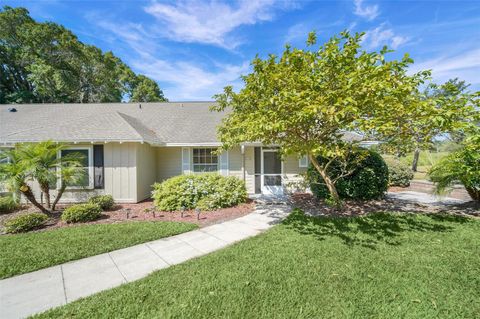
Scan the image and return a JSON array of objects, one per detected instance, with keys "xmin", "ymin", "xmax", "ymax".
[
  {"xmin": 387, "ymin": 191, "xmax": 466, "ymax": 205},
  {"xmin": 62, "ymin": 253, "xmax": 126, "ymax": 302},
  {"xmin": 175, "ymin": 230, "xmax": 229, "ymax": 253},
  {"xmin": 146, "ymin": 236, "xmax": 203, "ymax": 265},
  {"xmin": 109, "ymin": 244, "xmax": 169, "ymax": 282},
  {"xmin": 0, "ymin": 266, "xmax": 65, "ymax": 319}
]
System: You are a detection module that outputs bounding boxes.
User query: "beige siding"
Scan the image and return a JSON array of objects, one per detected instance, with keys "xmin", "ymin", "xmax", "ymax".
[
  {"xmin": 136, "ymin": 143, "xmax": 157, "ymax": 201},
  {"xmin": 227, "ymin": 146, "xmax": 254, "ymax": 194},
  {"xmin": 156, "ymin": 147, "xmax": 182, "ymax": 181},
  {"xmin": 282, "ymin": 155, "xmax": 308, "ymax": 193},
  {"xmin": 104, "ymin": 143, "xmax": 137, "ymax": 202},
  {"xmin": 244, "ymin": 146, "xmax": 255, "ymax": 194}
]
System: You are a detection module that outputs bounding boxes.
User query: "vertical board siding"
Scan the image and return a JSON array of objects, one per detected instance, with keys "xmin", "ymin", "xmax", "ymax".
[
  {"xmin": 104, "ymin": 143, "xmax": 137, "ymax": 202},
  {"xmin": 136, "ymin": 143, "xmax": 157, "ymax": 202},
  {"xmin": 157, "ymin": 147, "xmax": 182, "ymax": 181}
]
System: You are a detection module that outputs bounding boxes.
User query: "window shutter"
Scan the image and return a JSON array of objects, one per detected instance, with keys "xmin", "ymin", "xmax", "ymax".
[
  {"xmin": 182, "ymin": 147, "xmax": 191, "ymax": 174},
  {"xmin": 93, "ymin": 145, "xmax": 104, "ymax": 189},
  {"xmin": 299, "ymin": 155, "xmax": 308, "ymax": 168},
  {"xmin": 219, "ymin": 150, "xmax": 229, "ymax": 176}
]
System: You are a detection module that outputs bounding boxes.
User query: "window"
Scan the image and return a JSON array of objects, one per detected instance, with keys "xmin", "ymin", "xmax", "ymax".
[
  {"xmin": 192, "ymin": 148, "xmax": 218, "ymax": 172},
  {"xmin": 60, "ymin": 147, "xmax": 92, "ymax": 188},
  {"xmin": 299, "ymin": 155, "xmax": 308, "ymax": 168}
]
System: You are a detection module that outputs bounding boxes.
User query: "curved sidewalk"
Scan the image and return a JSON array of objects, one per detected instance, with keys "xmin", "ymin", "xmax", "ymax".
[{"xmin": 0, "ymin": 203, "xmax": 290, "ymax": 319}]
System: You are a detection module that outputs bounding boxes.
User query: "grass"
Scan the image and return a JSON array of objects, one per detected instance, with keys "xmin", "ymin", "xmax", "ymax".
[
  {"xmin": 0, "ymin": 221, "xmax": 197, "ymax": 279},
  {"xmin": 35, "ymin": 209, "xmax": 480, "ymax": 319}
]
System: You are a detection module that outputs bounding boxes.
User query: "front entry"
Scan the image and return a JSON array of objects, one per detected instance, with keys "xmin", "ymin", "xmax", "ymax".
[{"xmin": 261, "ymin": 148, "xmax": 283, "ymax": 195}]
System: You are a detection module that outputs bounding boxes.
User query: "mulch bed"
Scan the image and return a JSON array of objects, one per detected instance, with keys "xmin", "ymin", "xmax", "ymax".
[
  {"xmin": 289, "ymin": 193, "xmax": 480, "ymax": 217},
  {"xmin": 0, "ymin": 199, "xmax": 255, "ymax": 234}
]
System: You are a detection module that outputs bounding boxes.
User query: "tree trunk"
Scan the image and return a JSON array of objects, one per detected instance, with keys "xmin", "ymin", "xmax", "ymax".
[
  {"xmin": 39, "ymin": 183, "xmax": 51, "ymax": 208},
  {"xmin": 308, "ymin": 154, "xmax": 341, "ymax": 206},
  {"xmin": 51, "ymin": 185, "xmax": 66, "ymax": 212},
  {"xmin": 20, "ymin": 186, "xmax": 50, "ymax": 214},
  {"xmin": 465, "ymin": 186, "xmax": 480, "ymax": 203},
  {"xmin": 411, "ymin": 147, "xmax": 420, "ymax": 172}
]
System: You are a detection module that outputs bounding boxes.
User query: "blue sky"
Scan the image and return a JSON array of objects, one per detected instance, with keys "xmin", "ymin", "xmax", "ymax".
[{"xmin": 5, "ymin": 0, "xmax": 480, "ymax": 100}]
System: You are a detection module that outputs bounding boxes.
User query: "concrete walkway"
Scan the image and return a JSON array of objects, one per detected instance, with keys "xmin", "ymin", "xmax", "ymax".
[
  {"xmin": 387, "ymin": 191, "xmax": 468, "ymax": 206},
  {"xmin": 0, "ymin": 203, "xmax": 290, "ymax": 319}
]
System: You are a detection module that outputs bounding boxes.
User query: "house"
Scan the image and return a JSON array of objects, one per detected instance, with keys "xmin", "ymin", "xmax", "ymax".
[{"xmin": 0, "ymin": 102, "xmax": 311, "ymax": 203}]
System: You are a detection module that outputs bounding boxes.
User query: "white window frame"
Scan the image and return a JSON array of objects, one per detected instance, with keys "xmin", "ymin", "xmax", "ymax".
[
  {"xmin": 57, "ymin": 146, "xmax": 94, "ymax": 189},
  {"xmin": 299, "ymin": 155, "xmax": 309, "ymax": 168},
  {"xmin": 192, "ymin": 147, "xmax": 219, "ymax": 173}
]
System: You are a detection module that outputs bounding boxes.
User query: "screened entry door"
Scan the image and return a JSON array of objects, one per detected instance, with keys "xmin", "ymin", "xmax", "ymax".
[{"xmin": 261, "ymin": 148, "xmax": 283, "ymax": 195}]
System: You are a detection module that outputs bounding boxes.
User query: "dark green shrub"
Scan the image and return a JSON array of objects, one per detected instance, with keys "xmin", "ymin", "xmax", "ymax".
[
  {"xmin": 385, "ymin": 159, "xmax": 414, "ymax": 187},
  {"xmin": 152, "ymin": 174, "xmax": 247, "ymax": 211},
  {"xmin": 307, "ymin": 149, "xmax": 389, "ymax": 200},
  {"xmin": 61, "ymin": 203, "xmax": 102, "ymax": 223},
  {"xmin": 4, "ymin": 212, "xmax": 48, "ymax": 233},
  {"xmin": 88, "ymin": 195, "xmax": 114, "ymax": 210},
  {"xmin": 0, "ymin": 196, "xmax": 19, "ymax": 214}
]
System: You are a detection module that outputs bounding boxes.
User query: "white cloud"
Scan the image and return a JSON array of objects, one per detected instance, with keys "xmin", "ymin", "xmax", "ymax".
[
  {"xmin": 409, "ymin": 49, "xmax": 480, "ymax": 85},
  {"xmin": 353, "ymin": 0, "xmax": 379, "ymax": 21},
  {"xmin": 363, "ymin": 24, "xmax": 409, "ymax": 49},
  {"xmin": 284, "ymin": 23, "xmax": 310, "ymax": 43},
  {"xmin": 144, "ymin": 0, "xmax": 294, "ymax": 49},
  {"xmin": 131, "ymin": 56, "xmax": 251, "ymax": 100}
]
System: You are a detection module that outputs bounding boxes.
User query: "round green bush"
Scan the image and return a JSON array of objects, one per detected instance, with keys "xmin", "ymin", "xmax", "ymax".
[
  {"xmin": 307, "ymin": 149, "xmax": 389, "ymax": 200},
  {"xmin": 0, "ymin": 196, "xmax": 20, "ymax": 214},
  {"xmin": 88, "ymin": 195, "xmax": 114, "ymax": 210},
  {"xmin": 4, "ymin": 212, "xmax": 48, "ymax": 233},
  {"xmin": 152, "ymin": 174, "xmax": 247, "ymax": 211},
  {"xmin": 61, "ymin": 203, "xmax": 102, "ymax": 223},
  {"xmin": 385, "ymin": 159, "xmax": 414, "ymax": 187}
]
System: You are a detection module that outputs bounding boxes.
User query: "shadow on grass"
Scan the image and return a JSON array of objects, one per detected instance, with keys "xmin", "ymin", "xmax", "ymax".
[{"xmin": 283, "ymin": 209, "xmax": 471, "ymax": 249}]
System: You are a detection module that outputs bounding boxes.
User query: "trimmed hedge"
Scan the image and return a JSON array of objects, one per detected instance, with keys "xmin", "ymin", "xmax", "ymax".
[
  {"xmin": 4, "ymin": 212, "xmax": 48, "ymax": 233},
  {"xmin": 307, "ymin": 149, "xmax": 389, "ymax": 200},
  {"xmin": 385, "ymin": 159, "xmax": 414, "ymax": 187},
  {"xmin": 152, "ymin": 174, "xmax": 247, "ymax": 211},
  {"xmin": 88, "ymin": 195, "xmax": 114, "ymax": 210},
  {"xmin": 61, "ymin": 203, "xmax": 102, "ymax": 223},
  {"xmin": 0, "ymin": 196, "xmax": 19, "ymax": 214}
]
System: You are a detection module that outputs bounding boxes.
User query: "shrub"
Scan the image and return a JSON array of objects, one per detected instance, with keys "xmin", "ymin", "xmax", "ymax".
[
  {"xmin": 429, "ymin": 136, "xmax": 480, "ymax": 202},
  {"xmin": 88, "ymin": 195, "xmax": 114, "ymax": 210},
  {"xmin": 4, "ymin": 212, "xmax": 48, "ymax": 233},
  {"xmin": 385, "ymin": 159, "xmax": 414, "ymax": 187},
  {"xmin": 307, "ymin": 149, "xmax": 389, "ymax": 200},
  {"xmin": 0, "ymin": 196, "xmax": 19, "ymax": 214},
  {"xmin": 61, "ymin": 203, "xmax": 102, "ymax": 223},
  {"xmin": 152, "ymin": 174, "xmax": 247, "ymax": 211}
]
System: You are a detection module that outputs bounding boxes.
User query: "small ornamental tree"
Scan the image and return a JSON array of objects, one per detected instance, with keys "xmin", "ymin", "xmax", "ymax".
[{"xmin": 212, "ymin": 31, "xmax": 425, "ymax": 205}]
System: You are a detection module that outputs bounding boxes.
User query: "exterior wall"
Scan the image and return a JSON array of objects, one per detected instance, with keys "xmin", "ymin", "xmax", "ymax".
[
  {"xmin": 104, "ymin": 143, "xmax": 137, "ymax": 202},
  {"xmin": 136, "ymin": 143, "xmax": 157, "ymax": 201},
  {"xmin": 227, "ymin": 146, "xmax": 255, "ymax": 194},
  {"xmin": 156, "ymin": 147, "xmax": 182, "ymax": 181},
  {"xmin": 282, "ymin": 155, "xmax": 308, "ymax": 193}
]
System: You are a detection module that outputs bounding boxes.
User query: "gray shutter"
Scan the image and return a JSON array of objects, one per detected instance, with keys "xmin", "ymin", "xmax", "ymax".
[
  {"xmin": 182, "ymin": 147, "xmax": 191, "ymax": 174},
  {"xmin": 219, "ymin": 150, "xmax": 229, "ymax": 176}
]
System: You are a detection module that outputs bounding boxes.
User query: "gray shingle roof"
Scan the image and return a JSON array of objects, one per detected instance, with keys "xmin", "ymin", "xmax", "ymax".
[{"xmin": 0, "ymin": 102, "xmax": 225, "ymax": 145}]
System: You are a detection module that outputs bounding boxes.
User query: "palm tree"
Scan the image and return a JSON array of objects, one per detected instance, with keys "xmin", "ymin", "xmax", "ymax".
[
  {"xmin": 0, "ymin": 147, "xmax": 49, "ymax": 213},
  {"xmin": 0, "ymin": 142, "xmax": 87, "ymax": 214}
]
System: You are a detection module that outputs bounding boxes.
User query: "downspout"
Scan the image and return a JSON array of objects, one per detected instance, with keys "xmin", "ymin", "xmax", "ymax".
[{"xmin": 241, "ymin": 144, "xmax": 246, "ymax": 183}]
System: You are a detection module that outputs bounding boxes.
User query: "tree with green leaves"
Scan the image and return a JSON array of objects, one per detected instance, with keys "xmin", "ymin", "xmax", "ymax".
[
  {"xmin": 0, "ymin": 6, "xmax": 167, "ymax": 104},
  {"xmin": 213, "ymin": 31, "xmax": 425, "ymax": 205},
  {"xmin": 0, "ymin": 142, "xmax": 86, "ymax": 214},
  {"xmin": 388, "ymin": 78, "xmax": 478, "ymax": 172}
]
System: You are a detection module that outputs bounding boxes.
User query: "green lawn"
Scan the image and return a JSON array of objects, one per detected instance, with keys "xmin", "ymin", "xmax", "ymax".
[
  {"xmin": 35, "ymin": 209, "xmax": 480, "ymax": 319},
  {"xmin": 0, "ymin": 221, "xmax": 197, "ymax": 279}
]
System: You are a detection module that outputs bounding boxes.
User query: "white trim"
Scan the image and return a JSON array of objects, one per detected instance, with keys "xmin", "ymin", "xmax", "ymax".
[
  {"xmin": 299, "ymin": 155, "xmax": 308, "ymax": 168},
  {"xmin": 181, "ymin": 147, "xmax": 191, "ymax": 174},
  {"xmin": 57, "ymin": 146, "xmax": 94, "ymax": 189},
  {"xmin": 166, "ymin": 142, "xmax": 222, "ymax": 147},
  {"xmin": 219, "ymin": 150, "xmax": 229, "ymax": 176}
]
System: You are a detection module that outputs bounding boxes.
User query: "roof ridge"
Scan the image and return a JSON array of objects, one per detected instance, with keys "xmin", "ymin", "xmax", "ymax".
[{"xmin": 112, "ymin": 112, "xmax": 145, "ymax": 141}]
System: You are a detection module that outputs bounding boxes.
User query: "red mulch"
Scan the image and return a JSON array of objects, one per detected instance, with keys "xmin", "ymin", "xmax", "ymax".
[
  {"xmin": 0, "ymin": 199, "xmax": 255, "ymax": 234},
  {"xmin": 289, "ymin": 193, "xmax": 480, "ymax": 217}
]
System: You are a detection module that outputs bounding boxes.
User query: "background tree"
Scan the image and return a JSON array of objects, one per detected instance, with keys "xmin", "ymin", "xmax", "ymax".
[
  {"xmin": 213, "ymin": 31, "xmax": 424, "ymax": 205},
  {"xmin": 393, "ymin": 78, "xmax": 477, "ymax": 172},
  {"xmin": 0, "ymin": 6, "xmax": 167, "ymax": 104}
]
